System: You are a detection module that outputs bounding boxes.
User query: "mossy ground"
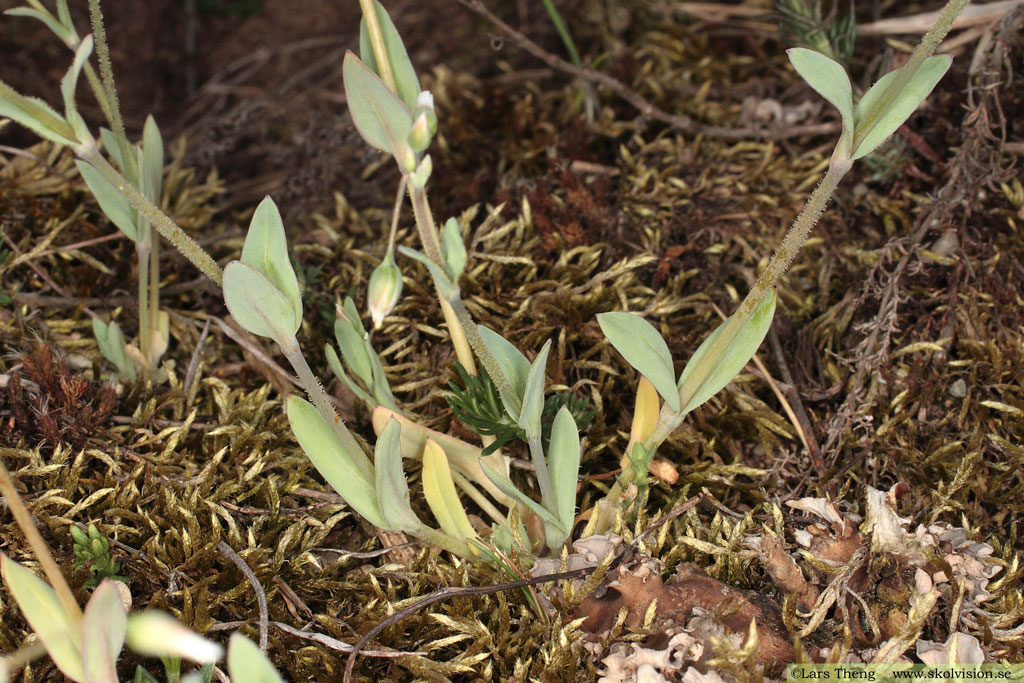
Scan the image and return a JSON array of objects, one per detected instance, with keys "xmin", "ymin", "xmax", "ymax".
[{"xmin": 0, "ymin": 1, "xmax": 1022, "ymax": 681}]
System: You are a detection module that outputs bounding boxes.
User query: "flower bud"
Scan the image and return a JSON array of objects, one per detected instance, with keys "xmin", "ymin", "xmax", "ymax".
[
  {"xmin": 440, "ymin": 217, "xmax": 467, "ymax": 279},
  {"xmin": 400, "ymin": 144, "xmax": 418, "ymax": 173},
  {"xmin": 367, "ymin": 253, "xmax": 403, "ymax": 329},
  {"xmin": 407, "ymin": 112, "xmax": 432, "ymax": 153},
  {"xmin": 409, "ymin": 154, "xmax": 432, "ymax": 190},
  {"xmin": 416, "ymin": 90, "xmax": 438, "ymax": 135}
]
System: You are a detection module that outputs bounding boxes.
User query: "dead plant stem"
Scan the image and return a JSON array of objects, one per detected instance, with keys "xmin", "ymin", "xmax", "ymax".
[
  {"xmin": 356, "ymin": 0, "xmax": 396, "ymax": 93},
  {"xmin": 0, "ymin": 451, "xmax": 83, "ymax": 623}
]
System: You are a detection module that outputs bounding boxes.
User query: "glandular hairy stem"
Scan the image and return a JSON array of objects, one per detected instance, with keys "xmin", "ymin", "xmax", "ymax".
[
  {"xmin": 0, "ymin": 452, "xmax": 84, "ymax": 623},
  {"xmin": 850, "ymin": 0, "xmax": 968, "ymax": 155},
  {"xmin": 356, "ymin": 0, "xmax": 396, "ymax": 94},
  {"xmin": 87, "ymin": 0, "xmax": 135, "ymax": 181},
  {"xmin": 81, "ymin": 147, "xmax": 223, "ymax": 286},
  {"xmin": 677, "ymin": 160, "xmax": 849, "ymax": 412},
  {"xmin": 282, "ymin": 341, "xmax": 367, "ymax": 463}
]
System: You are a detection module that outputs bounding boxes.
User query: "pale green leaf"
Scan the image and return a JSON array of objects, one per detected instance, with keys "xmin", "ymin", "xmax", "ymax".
[
  {"xmin": 0, "ymin": 80, "xmax": 78, "ymax": 146},
  {"xmin": 60, "ymin": 34, "xmax": 92, "ymax": 125},
  {"xmin": 1, "ymin": 555, "xmax": 85, "ymax": 682},
  {"xmin": 343, "ymin": 51, "xmax": 413, "ymax": 158},
  {"xmin": 141, "ymin": 115, "xmax": 163, "ymax": 204},
  {"xmin": 240, "ymin": 196, "xmax": 302, "ymax": 324},
  {"xmin": 81, "ymin": 580, "xmax": 127, "ymax": 683},
  {"xmin": 99, "ymin": 128, "xmax": 126, "ymax": 172},
  {"xmin": 478, "ymin": 325, "xmax": 529, "ymax": 419},
  {"xmin": 852, "ymin": 55, "xmax": 952, "ymax": 160},
  {"xmin": 76, "ymin": 160, "xmax": 138, "ymax": 241},
  {"xmin": 597, "ymin": 312, "xmax": 680, "ymax": 412},
  {"xmin": 5, "ymin": 7, "xmax": 75, "ymax": 45},
  {"xmin": 227, "ymin": 634, "xmax": 283, "ymax": 683},
  {"xmin": 91, "ymin": 318, "xmax": 136, "ymax": 381},
  {"xmin": 677, "ymin": 289, "xmax": 777, "ymax": 414},
  {"xmin": 222, "ymin": 261, "xmax": 300, "ymax": 347},
  {"xmin": 359, "ymin": 0, "xmax": 420, "ymax": 110},
  {"xmin": 374, "ymin": 418, "xmax": 422, "ymax": 533},
  {"xmin": 518, "ymin": 340, "xmax": 551, "ymax": 441},
  {"xmin": 547, "ymin": 405, "xmax": 580, "ymax": 543},
  {"xmin": 286, "ymin": 396, "xmax": 386, "ymax": 529},
  {"xmin": 396, "ymin": 245, "xmax": 457, "ymax": 302},
  {"xmin": 787, "ymin": 47, "xmax": 853, "ymax": 150},
  {"xmin": 332, "ymin": 315, "xmax": 374, "ymax": 387},
  {"xmin": 480, "ymin": 459, "xmax": 564, "ymax": 533},
  {"xmin": 325, "ymin": 344, "xmax": 376, "ymax": 407}
]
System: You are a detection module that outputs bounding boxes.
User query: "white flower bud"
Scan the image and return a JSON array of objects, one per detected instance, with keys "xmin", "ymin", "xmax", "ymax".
[
  {"xmin": 367, "ymin": 253, "xmax": 403, "ymax": 329},
  {"xmin": 407, "ymin": 112, "xmax": 431, "ymax": 153}
]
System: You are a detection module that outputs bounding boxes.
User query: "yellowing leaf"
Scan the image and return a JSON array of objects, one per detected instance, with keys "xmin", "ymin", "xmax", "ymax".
[
  {"xmin": 624, "ymin": 376, "xmax": 659, "ymax": 464},
  {"xmin": 422, "ymin": 439, "xmax": 477, "ymax": 544}
]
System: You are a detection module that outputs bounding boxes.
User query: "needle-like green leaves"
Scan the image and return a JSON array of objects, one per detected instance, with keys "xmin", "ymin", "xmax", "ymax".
[
  {"xmin": 343, "ymin": 51, "xmax": 413, "ymax": 160},
  {"xmin": 1, "ymin": 554, "xmax": 84, "ymax": 681},
  {"xmin": 227, "ymin": 633, "xmax": 283, "ymax": 683},
  {"xmin": 597, "ymin": 312, "xmax": 680, "ymax": 412},
  {"xmin": 677, "ymin": 289, "xmax": 777, "ymax": 414},
  {"xmin": 851, "ymin": 55, "xmax": 952, "ymax": 160},
  {"xmin": 375, "ymin": 418, "xmax": 423, "ymax": 533},
  {"xmin": 358, "ymin": 0, "xmax": 420, "ymax": 110},
  {"xmin": 518, "ymin": 340, "xmax": 551, "ymax": 441},
  {"xmin": 286, "ymin": 395, "xmax": 387, "ymax": 530}
]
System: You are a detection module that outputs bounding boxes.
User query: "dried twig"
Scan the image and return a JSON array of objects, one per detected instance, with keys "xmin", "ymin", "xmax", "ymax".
[{"xmin": 217, "ymin": 540, "xmax": 269, "ymax": 652}]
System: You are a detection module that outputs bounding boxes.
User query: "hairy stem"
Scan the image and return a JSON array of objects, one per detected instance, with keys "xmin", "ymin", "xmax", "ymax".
[
  {"xmin": 80, "ymin": 148, "xmax": 222, "ymax": 285},
  {"xmin": 851, "ymin": 0, "xmax": 969, "ymax": 155},
  {"xmin": 0, "ymin": 452, "xmax": 83, "ymax": 623},
  {"xmin": 282, "ymin": 342, "xmax": 366, "ymax": 461},
  {"xmin": 356, "ymin": 0, "xmax": 396, "ymax": 93},
  {"xmin": 87, "ymin": 0, "xmax": 135, "ymax": 180}
]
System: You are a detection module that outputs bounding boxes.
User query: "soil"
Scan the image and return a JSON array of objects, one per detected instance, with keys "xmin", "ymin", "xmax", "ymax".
[{"xmin": 0, "ymin": 0, "xmax": 1023, "ymax": 681}]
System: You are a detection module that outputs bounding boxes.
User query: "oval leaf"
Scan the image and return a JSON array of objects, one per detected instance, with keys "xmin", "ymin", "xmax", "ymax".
[
  {"xmin": 240, "ymin": 196, "xmax": 302, "ymax": 324},
  {"xmin": 477, "ymin": 325, "xmax": 529, "ymax": 419},
  {"xmin": 787, "ymin": 47, "xmax": 854, "ymax": 148},
  {"xmin": 422, "ymin": 439, "xmax": 477, "ymax": 542},
  {"xmin": 286, "ymin": 395, "xmax": 386, "ymax": 529},
  {"xmin": 374, "ymin": 418, "xmax": 422, "ymax": 533},
  {"xmin": 223, "ymin": 261, "xmax": 300, "ymax": 346},
  {"xmin": 359, "ymin": 0, "xmax": 420, "ymax": 110},
  {"xmin": 852, "ymin": 55, "xmax": 952, "ymax": 161},
  {"xmin": 81, "ymin": 579, "xmax": 128, "ymax": 683},
  {"xmin": 343, "ymin": 51, "xmax": 412, "ymax": 157},
  {"xmin": 227, "ymin": 633, "xmax": 283, "ymax": 683},
  {"xmin": 547, "ymin": 405, "xmax": 580, "ymax": 543},
  {"xmin": 76, "ymin": 160, "xmax": 138, "ymax": 241},
  {"xmin": 597, "ymin": 312, "xmax": 680, "ymax": 412},
  {"xmin": 1, "ymin": 555, "xmax": 85, "ymax": 682},
  {"xmin": 677, "ymin": 289, "xmax": 777, "ymax": 414}
]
